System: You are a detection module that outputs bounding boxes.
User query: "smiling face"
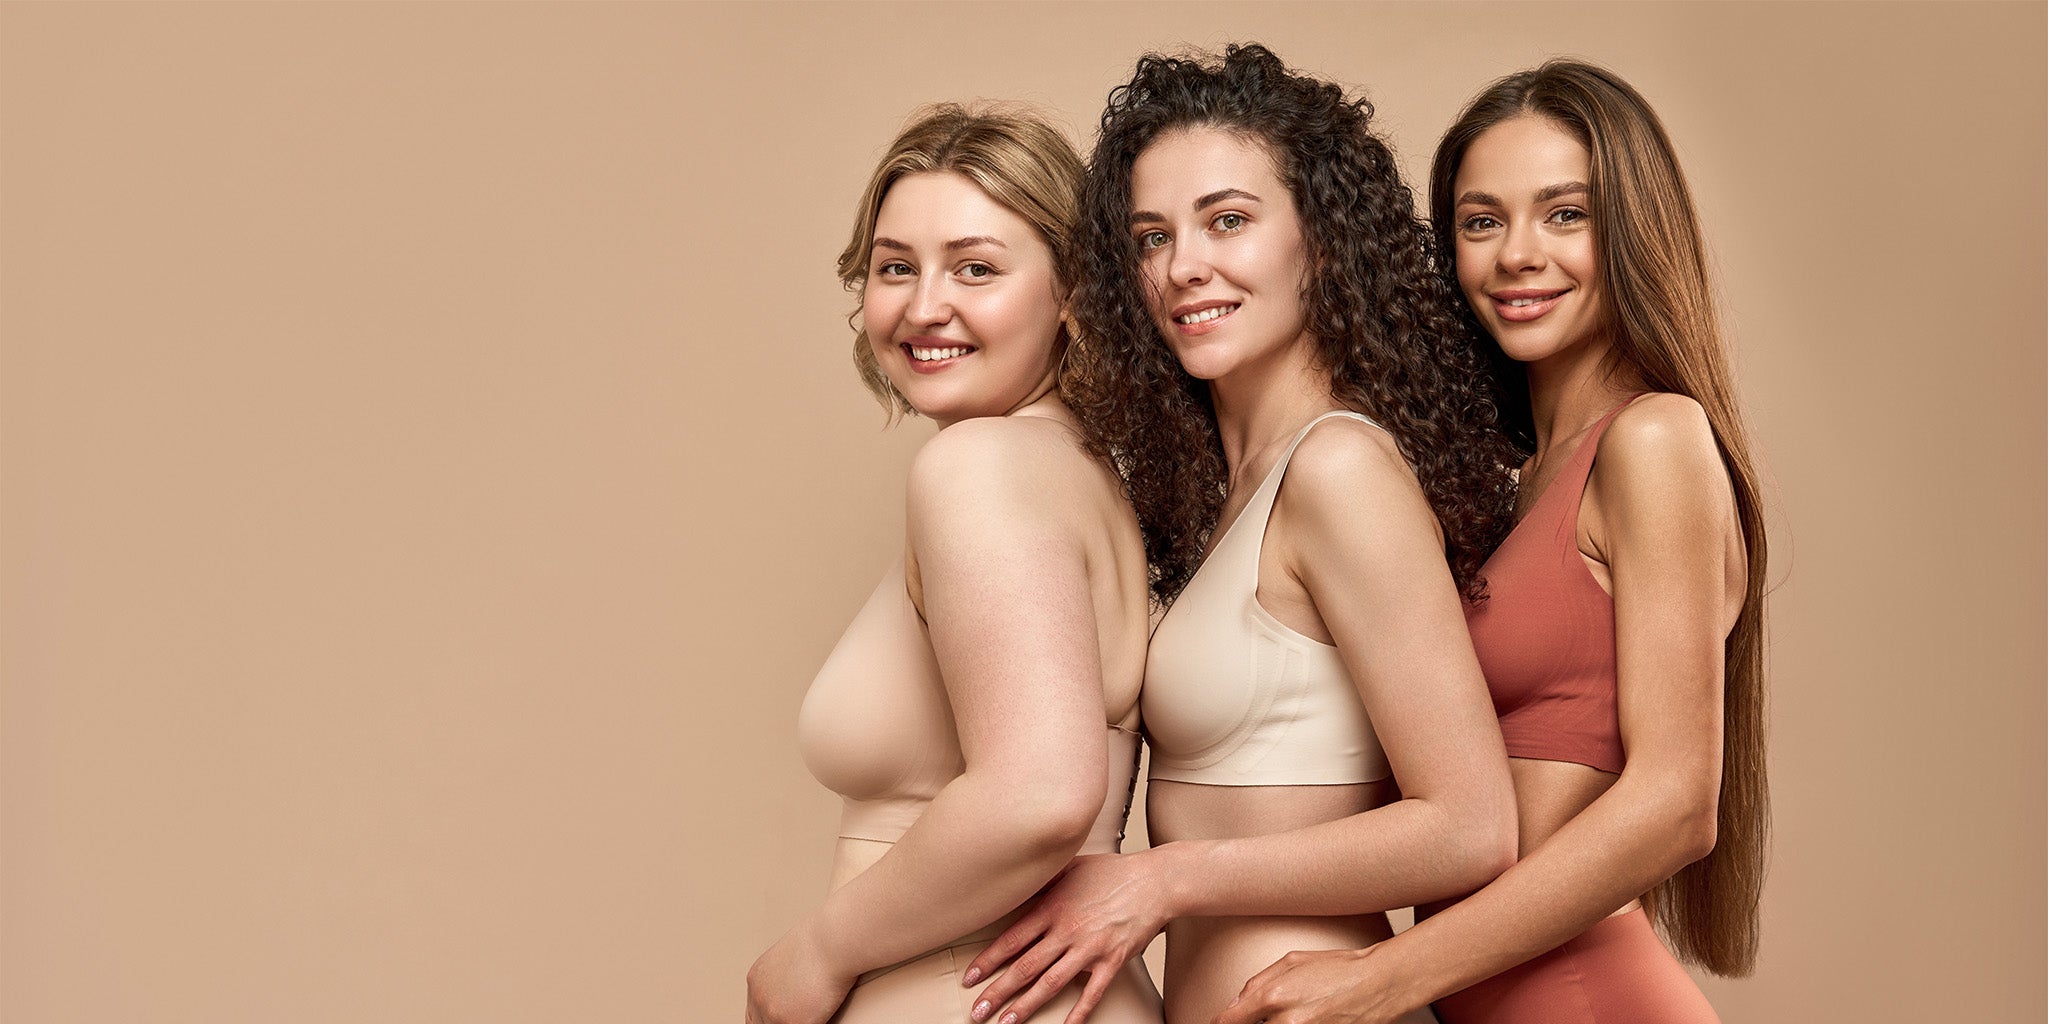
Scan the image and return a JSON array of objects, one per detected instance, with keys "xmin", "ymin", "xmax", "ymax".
[
  {"xmin": 1127, "ymin": 127, "xmax": 1313, "ymax": 382},
  {"xmin": 862, "ymin": 171, "xmax": 1065, "ymax": 426},
  {"xmin": 1450, "ymin": 115, "xmax": 1608, "ymax": 367}
]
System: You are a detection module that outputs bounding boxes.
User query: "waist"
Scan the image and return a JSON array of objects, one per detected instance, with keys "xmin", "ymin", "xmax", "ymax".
[{"xmin": 1146, "ymin": 777, "xmax": 1393, "ymax": 842}]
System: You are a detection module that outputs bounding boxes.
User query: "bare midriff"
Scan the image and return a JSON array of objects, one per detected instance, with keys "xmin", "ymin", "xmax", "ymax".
[{"xmin": 1148, "ymin": 777, "xmax": 1398, "ymax": 1024}]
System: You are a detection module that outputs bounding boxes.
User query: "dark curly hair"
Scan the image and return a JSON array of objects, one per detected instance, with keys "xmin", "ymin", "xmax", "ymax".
[{"xmin": 1065, "ymin": 43, "xmax": 1517, "ymax": 604}]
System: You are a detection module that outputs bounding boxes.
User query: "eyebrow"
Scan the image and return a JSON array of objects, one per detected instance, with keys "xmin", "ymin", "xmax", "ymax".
[
  {"xmin": 871, "ymin": 236, "xmax": 1009, "ymax": 253},
  {"xmin": 1455, "ymin": 181, "xmax": 1591, "ymax": 207},
  {"xmin": 1130, "ymin": 187, "xmax": 1263, "ymax": 225}
]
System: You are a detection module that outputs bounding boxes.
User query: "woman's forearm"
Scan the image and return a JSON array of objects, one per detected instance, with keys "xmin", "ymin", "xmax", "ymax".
[
  {"xmin": 1147, "ymin": 790, "xmax": 1517, "ymax": 921},
  {"xmin": 790, "ymin": 767, "xmax": 1102, "ymax": 980},
  {"xmin": 1364, "ymin": 772, "xmax": 1714, "ymax": 1009}
]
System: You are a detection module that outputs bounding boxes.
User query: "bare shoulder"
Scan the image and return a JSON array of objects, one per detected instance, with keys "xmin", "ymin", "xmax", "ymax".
[
  {"xmin": 1281, "ymin": 413, "xmax": 1420, "ymax": 511},
  {"xmin": 907, "ymin": 415, "xmax": 1083, "ymax": 522},
  {"xmin": 1593, "ymin": 392, "xmax": 1732, "ymax": 520}
]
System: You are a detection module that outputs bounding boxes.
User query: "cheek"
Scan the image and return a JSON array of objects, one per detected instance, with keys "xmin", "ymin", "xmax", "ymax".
[{"xmin": 1453, "ymin": 246, "xmax": 1489, "ymax": 305}]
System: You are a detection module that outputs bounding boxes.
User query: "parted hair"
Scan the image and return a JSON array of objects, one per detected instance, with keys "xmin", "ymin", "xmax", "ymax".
[
  {"xmin": 1064, "ymin": 43, "xmax": 1517, "ymax": 604},
  {"xmin": 1430, "ymin": 59, "xmax": 1770, "ymax": 978},
  {"xmin": 837, "ymin": 104, "xmax": 1084, "ymax": 418}
]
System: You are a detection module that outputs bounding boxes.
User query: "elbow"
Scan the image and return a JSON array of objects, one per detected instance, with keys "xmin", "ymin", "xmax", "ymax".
[
  {"xmin": 1674, "ymin": 793, "xmax": 1718, "ymax": 866},
  {"xmin": 1441, "ymin": 787, "xmax": 1519, "ymax": 892},
  {"xmin": 993, "ymin": 777, "xmax": 1101, "ymax": 861}
]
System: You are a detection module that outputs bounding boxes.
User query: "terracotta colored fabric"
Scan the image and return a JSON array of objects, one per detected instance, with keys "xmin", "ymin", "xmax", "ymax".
[
  {"xmin": 1433, "ymin": 908, "xmax": 1717, "ymax": 1024},
  {"xmin": 1464, "ymin": 397, "xmax": 1641, "ymax": 774}
]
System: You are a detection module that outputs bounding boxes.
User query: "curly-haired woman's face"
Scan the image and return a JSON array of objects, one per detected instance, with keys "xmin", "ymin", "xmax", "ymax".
[
  {"xmin": 1128, "ymin": 128, "xmax": 1312, "ymax": 382},
  {"xmin": 1450, "ymin": 116, "xmax": 1606, "ymax": 367},
  {"xmin": 862, "ymin": 172, "xmax": 1065, "ymax": 426}
]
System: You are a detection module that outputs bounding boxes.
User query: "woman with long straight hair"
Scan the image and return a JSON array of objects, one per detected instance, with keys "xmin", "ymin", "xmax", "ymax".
[{"xmin": 1216, "ymin": 60, "xmax": 1769, "ymax": 1024}]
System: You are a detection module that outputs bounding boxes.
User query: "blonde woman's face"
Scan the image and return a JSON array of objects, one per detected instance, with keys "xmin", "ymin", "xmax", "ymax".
[
  {"xmin": 1450, "ymin": 116, "xmax": 1607, "ymax": 366},
  {"xmin": 862, "ymin": 172, "xmax": 1064, "ymax": 427}
]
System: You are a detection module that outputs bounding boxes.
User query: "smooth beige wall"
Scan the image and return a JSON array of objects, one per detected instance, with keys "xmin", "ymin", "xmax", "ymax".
[{"xmin": 3, "ymin": 2, "xmax": 2041, "ymax": 1021}]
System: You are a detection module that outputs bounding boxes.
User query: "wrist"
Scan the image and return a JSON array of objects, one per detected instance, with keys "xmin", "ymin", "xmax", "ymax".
[{"xmin": 1141, "ymin": 839, "xmax": 1214, "ymax": 919}]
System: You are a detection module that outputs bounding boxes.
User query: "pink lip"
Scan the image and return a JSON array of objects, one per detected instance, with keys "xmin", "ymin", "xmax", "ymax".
[
  {"xmin": 901, "ymin": 336, "xmax": 975, "ymax": 374},
  {"xmin": 1168, "ymin": 299, "xmax": 1241, "ymax": 337},
  {"xmin": 1489, "ymin": 288, "xmax": 1569, "ymax": 323}
]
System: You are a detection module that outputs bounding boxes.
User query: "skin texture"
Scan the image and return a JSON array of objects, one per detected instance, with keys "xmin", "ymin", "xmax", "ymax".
[
  {"xmin": 963, "ymin": 128, "xmax": 1516, "ymax": 1024},
  {"xmin": 745, "ymin": 172, "xmax": 1152, "ymax": 1024},
  {"xmin": 1213, "ymin": 115, "xmax": 1740, "ymax": 1024}
]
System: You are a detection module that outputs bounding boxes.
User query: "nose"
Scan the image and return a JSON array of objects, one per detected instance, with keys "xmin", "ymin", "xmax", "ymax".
[
  {"xmin": 1497, "ymin": 219, "xmax": 1547, "ymax": 274},
  {"xmin": 1166, "ymin": 236, "xmax": 1213, "ymax": 289},
  {"xmin": 907, "ymin": 274, "xmax": 953, "ymax": 327}
]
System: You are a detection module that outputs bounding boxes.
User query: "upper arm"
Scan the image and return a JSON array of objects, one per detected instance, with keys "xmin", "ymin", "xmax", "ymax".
[
  {"xmin": 905, "ymin": 420, "xmax": 1106, "ymax": 804},
  {"xmin": 1591, "ymin": 394, "xmax": 1739, "ymax": 799},
  {"xmin": 1278, "ymin": 421, "xmax": 1510, "ymax": 804}
]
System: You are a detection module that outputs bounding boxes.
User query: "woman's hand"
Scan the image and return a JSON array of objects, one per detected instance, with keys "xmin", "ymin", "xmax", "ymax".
[
  {"xmin": 1210, "ymin": 944, "xmax": 1414, "ymax": 1024},
  {"xmin": 745, "ymin": 927, "xmax": 856, "ymax": 1024},
  {"xmin": 960, "ymin": 851, "xmax": 1174, "ymax": 1024}
]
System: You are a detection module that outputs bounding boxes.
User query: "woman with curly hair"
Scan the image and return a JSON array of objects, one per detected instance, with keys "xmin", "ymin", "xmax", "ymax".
[
  {"xmin": 1215, "ymin": 61, "xmax": 1767, "ymax": 1024},
  {"xmin": 745, "ymin": 105, "xmax": 1163, "ymax": 1024},
  {"xmin": 959, "ymin": 45, "xmax": 1518, "ymax": 1024}
]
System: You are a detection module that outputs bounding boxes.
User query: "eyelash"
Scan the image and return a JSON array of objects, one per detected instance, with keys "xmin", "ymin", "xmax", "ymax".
[
  {"xmin": 1136, "ymin": 212, "xmax": 1247, "ymax": 251},
  {"xmin": 874, "ymin": 261, "xmax": 999, "ymax": 281}
]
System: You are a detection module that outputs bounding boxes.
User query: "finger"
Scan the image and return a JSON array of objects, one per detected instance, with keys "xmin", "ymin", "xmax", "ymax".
[
  {"xmin": 971, "ymin": 941, "xmax": 1064, "ymax": 1023},
  {"xmin": 1061, "ymin": 962, "xmax": 1120, "ymax": 1024},
  {"xmin": 1208, "ymin": 985, "xmax": 1275, "ymax": 1024},
  {"xmin": 963, "ymin": 913, "xmax": 1053, "ymax": 986},
  {"xmin": 990, "ymin": 953, "xmax": 1087, "ymax": 1024}
]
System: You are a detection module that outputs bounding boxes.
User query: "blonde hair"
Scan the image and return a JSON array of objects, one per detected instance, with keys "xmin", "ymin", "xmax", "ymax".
[{"xmin": 837, "ymin": 104, "xmax": 1084, "ymax": 417}]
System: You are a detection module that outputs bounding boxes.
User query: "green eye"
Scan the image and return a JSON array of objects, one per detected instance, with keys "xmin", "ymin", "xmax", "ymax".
[
  {"xmin": 1138, "ymin": 230, "xmax": 1169, "ymax": 250},
  {"xmin": 1214, "ymin": 213, "xmax": 1245, "ymax": 231}
]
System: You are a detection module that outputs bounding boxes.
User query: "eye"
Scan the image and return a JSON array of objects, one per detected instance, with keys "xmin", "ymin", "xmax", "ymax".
[
  {"xmin": 1136, "ymin": 229, "xmax": 1169, "ymax": 250},
  {"xmin": 1212, "ymin": 212, "xmax": 1245, "ymax": 232},
  {"xmin": 876, "ymin": 261, "xmax": 914, "ymax": 278},
  {"xmin": 1458, "ymin": 214, "xmax": 1502, "ymax": 234},
  {"xmin": 958, "ymin": 262, "xmax": 995, "ymax": 280},
  {"xmin": 1548, "ymin": 207, "xmax": 1589, "ymax": 226}
]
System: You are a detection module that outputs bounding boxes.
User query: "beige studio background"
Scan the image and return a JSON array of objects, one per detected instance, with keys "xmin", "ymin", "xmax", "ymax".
[{"xmin": 3, "ymin": 2, "xmax": 2042, "ymax": 1021}]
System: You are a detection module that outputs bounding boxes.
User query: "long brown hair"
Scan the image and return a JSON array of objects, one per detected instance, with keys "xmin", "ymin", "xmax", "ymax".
[
  {"xmin": 837, "ymin": 104, "xmax": 1084, "ymax": 418},
  {"xmin": 1069, "ymin": 44, "xmax": 1517, "ymax": 604},
  {"xmin": 1431, "ymin": 60, "xmax": 1769, "ymax": 976}
]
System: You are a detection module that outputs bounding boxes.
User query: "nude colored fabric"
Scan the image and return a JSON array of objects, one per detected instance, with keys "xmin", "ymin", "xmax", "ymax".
[
  {"xmin": 1463, "ymin": 398, "xmax": 1643, "ymax": 774},
  {"xmin": 1143, "ymin": 411, "xmax": 1394, "ymax": 786},
  {"xmin": 796, "ymin": 561, "xmax": 1159, "ymax": 1022},
  {"xmin": 796, "ymin": 562, "xmax": 1141, "ymax": 851},
  {"xmin": 1432, "ymin": 908, "xmax": 1718, "ymax": 1023}
]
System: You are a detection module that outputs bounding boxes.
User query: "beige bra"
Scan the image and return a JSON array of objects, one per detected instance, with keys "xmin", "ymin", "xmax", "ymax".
[
  {"xmin": 797, "ymin": 561, "xmax": 1140, "ymax": 853},
  {"xmin": 1143, "ymin": 411, "xmax": 1393, "ymax": 787}
]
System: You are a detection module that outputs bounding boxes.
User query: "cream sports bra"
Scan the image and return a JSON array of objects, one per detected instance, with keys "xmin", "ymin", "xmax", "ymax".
[
  {"xmin": 797, "ymin": 561, "xmax": 1141, "ymax": 852},
  {"xmin": 1143, "ymin": 411, "xmax": 1393, "ymax": 787}
]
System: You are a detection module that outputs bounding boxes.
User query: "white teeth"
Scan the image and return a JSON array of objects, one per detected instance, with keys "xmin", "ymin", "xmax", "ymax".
[
  {"xmin": 1175, "ymin": 304, "xmax": 1239, "ymax": 325},
  {"xmin": 909, "ymin": 346, "xmax": 969, "ymax": 362},
  {"xmin": 1505, "ymin": 295, "xmax": 1560, "ymax": 307}
]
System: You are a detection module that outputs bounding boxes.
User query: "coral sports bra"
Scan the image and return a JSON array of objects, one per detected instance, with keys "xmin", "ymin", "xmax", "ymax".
[
  {"xmin": 1143, "ymin": 411, "xmax": 1392, "ymax": 787},
  {"xmin": 1464, "ymin": 395, "xmax": 1644, "ymax": 775},
  {"xmin": 796, "ymin": 561, "xmax": 1141, "ymax": 853}
]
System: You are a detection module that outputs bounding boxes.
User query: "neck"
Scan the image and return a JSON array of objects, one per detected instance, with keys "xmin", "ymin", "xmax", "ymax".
[
  {"xmin": 1207, "ymin": 336, "xmax": 1335, "ymax": 478},
  {"xmin": 1524, "ymin": 333, "xmax": 1642, "ymax": 455},
  {"xmin": 933, "ymin": 369, "xmax": 1063, "ymax": 430}
]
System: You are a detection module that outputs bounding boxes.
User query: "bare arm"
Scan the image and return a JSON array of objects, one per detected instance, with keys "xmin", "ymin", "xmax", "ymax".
[
  {"xmin": 1216, "ymin": 394, "xmax": 1738, "ymax": 1024},
  {"xmin": 1143, "ymin": 420, "xmax": 1517, "ymax": 916},
  {"xmin": 965, "ymin": 419, "xmax": 1516, "ymax": 1023},
  {"xmin": 747, "ymin": 420, "xmax": 1111, "ymax": 1024}
]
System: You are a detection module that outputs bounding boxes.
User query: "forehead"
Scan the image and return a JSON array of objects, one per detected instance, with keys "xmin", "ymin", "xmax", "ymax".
[
  {"xmin": 1131, "ymin": 127, "xmax": 1286, "ymax": 206},
  {"xmin": 1455, "ymin": 116, "xmax": 1591, "ymax": 197},
  {"xmin": 873, "ymin": 171, "xmax": 1043, "ymax": 248}
]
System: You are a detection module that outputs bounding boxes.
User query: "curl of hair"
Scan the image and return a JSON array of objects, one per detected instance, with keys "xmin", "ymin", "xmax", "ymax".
[
  {"xmin": 1066, "ymin": 43, "xmax": 1517, "ymax": 604},
  {"xmin": 836, "ymin": 104, "xmax": 1083, "ymax": 420},
  {"xmin": 1430, "ymin": 59, "xmax": 1770, "ymax": 977}
]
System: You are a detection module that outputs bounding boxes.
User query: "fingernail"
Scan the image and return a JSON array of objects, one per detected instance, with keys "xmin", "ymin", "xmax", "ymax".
[
  {"xmin": 962, "ymin": 967, "xmax": 982, "ymax": 985},
  {"xmin": 999, "ymin": 1014, "xmax": 1019, "ymax": 1024},
  {"xmin": 971, "ymin": 1000, "xmax": 992, "ymax": 1021}
]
